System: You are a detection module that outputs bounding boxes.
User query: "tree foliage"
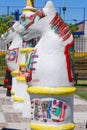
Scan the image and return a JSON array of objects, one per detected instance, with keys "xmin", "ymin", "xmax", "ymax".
[
  {"xmin": 0, "ymin": 15, "xmax": 14, "ymax": 36},
  {"xmin": 68, "ymin": 23, "xmax": 78, "ymax": 33},
  {"xmin": 0, "ymin": 15, "xmax": 78, "ymax": 36}
]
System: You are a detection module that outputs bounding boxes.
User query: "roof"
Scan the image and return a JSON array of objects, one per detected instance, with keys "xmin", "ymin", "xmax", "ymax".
[{"xmin": 73, "ymin": 20, "xmax": 85, "ymax": 35}]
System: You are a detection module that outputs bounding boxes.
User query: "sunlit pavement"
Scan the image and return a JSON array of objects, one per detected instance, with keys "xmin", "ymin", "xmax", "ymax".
[
  {"xmin": 0, "ymin": 87, "xmax": 87, "ymax": 130},
  {"xmin": 74, "ymin": 95, "xmax": 87, "ymax": 130},
  {"xmin": 0, "ymin": 87, "xmax": 30, "ymax": 130}
]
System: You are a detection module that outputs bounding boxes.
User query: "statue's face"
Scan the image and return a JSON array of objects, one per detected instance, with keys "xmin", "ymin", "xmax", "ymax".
[{"xmin": 6, "ymin": 48, "xmax": 19, "ymax": 63}]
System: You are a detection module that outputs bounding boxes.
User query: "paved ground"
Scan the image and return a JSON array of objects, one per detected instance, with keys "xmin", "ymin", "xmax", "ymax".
[
  {"xmin": 74, "ymin": 95, "xmax": 87, "ymax": 130},
  {"xmin": 0, "ymin": 87, "xmax": 30, "ymax": 130},
  {"xmin": 0, "ymin": 87, "xmax": 87, "ymax": 130}
]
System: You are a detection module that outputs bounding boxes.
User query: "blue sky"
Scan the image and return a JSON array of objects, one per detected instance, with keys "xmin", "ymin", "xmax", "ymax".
[{"xmin": 0, "ymin": 0, "xmax": 87, "ymax": 24}]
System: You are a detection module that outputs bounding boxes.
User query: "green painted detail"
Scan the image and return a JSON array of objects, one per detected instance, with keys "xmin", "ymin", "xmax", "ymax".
[{"xmin": 54, "ymin": 106, "xmax": 61, "ymax": 116}]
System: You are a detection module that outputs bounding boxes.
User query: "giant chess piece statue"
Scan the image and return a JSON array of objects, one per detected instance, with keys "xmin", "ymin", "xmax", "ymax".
[
  {"xmin": 1, "ymin": 0, "xmax": 37, "ymax": 118},
  {"xmin": 19, "ymin": 1, "xmax": 76, "ymax": 130}
]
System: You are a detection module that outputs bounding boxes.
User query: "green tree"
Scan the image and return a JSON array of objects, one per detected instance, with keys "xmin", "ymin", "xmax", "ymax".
[
  {"xmin": 68, "ymin": 23, "xmax": 78, "ymax": 32},
  {"xmin": 0, "ymin": 15, "xmax": 14, "ymax": 36}
]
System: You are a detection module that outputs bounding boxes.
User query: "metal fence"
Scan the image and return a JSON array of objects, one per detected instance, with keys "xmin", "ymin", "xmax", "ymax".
[
  {"xmin": 0, "ymin": 5, "xmax": 85, "ymax": 24},
  {"xmin": 0, "ymin": 6, "xmax": 23, "ymax": 16},
  {"xmin": 73, "ymin": 36, "xmax": 87, "ymax": 85},
  {"xmin": 74, "ymin": 36, "xmax": 87, "ymax": 52}
]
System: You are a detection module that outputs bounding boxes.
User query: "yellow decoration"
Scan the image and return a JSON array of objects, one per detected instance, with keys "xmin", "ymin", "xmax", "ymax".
[
  {"xmin": 0, "ymin": 51, "xmax": 6, "ymax": 56},
  {"xmin": 10, "ymin": 89, "xmax": 15, "ymax": 95},
  {"xmin": 27, "ymin": 87, "xmax": 76, "ymax": 96},
  {"xmin": 20, "ymin": 48, "xmax": 34, "ymax": 53},
  {"xmin": 11, "ymin": 71, "xmax": 19, "ymax": 77},
  {"xmin": 13, "ymin": 96, "xmax": 24, "ymax": 102},
  {"xmin": 30, "ymin": 123, "xmax": 75, "ymax": 130},
  {"xmin": 73, "ymin": 52, "xmax": 87, "ymax": 58},
  {"xmin": 23, "ymin": 0, "xmax": 37, "ymax": 13},
  {"xmin": 16, "ymin": 76, "xmax": 26, "ymax": 82},
  {"xmin": 19, "ymin": 62, "xmax": 26, "ymax": 67},
  {"xmin": 23, "ymin": 9, "xmax": 36, "ymax": 13},
  {"xmin": 26, "ymin": 0, "xmax": 34, "ymax": 7}
]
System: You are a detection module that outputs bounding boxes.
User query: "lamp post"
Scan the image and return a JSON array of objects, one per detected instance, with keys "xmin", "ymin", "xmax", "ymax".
[
  {"xmin": 83, "ymin": 8, "xmax": 85, "ymax": 22},
  {"xmin": 62, "ymin": 0, "xmax": 67, "ymax": 21},
  {"xmin": 73, "ymin": 19, "xmax": 77, "ymax": 24}
]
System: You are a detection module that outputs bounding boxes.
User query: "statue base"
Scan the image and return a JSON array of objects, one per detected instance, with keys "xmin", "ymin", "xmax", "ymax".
[{"xmin": 30, "ymin": 122, "xmax": 75, "ymax": 130}]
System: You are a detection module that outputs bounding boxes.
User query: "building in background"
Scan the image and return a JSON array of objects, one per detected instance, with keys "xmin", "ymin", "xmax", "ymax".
[{"xmin": 73, "ymin": 20, "xmax": 87, "ymax": 53}]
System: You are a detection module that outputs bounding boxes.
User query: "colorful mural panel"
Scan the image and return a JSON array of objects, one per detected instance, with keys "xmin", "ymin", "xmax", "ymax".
[
  {"xmin": 6, "ymin": 48, "xmax": 19, "ymax": 63},
  {"xmin": 31, "ymin": 98, "xmax": 69, "ymax": 123}
]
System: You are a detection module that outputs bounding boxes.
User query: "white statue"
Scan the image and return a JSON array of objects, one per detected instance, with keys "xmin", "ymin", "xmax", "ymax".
[
  {"xmin": 19, "ymin": 1, "xmax": 76, "ymax": 130},
  {"xmin": 1, "ymin": 16, "xmax": 34, "ymax": 118}
]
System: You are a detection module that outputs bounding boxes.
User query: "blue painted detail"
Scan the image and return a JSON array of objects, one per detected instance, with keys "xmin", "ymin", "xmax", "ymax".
[{"xmin": 47, "ymin": 100, "xmax": 52, "ymax": 119}]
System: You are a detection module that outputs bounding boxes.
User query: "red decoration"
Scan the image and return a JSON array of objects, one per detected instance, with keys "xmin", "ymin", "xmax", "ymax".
[
  {"xmin": 4, "ymin": 78, "xmax": 8, "ymax": 83},
  {"xmin": 25, "ymin": 9, "xmax": 45, "ymax": 29},
  {"xmin": 6, "ymin": 68, "xmax": 11, "ymax": 73},
  {"xmin": 50, "ymin": 13, "xmax": 72, "ymax": 42},
  {"xmin": 7, "ymin": 85, "xmax": 12, "ymax": 89},
  {"xmin": 64, "ymin": 40, "xmax": 74, "ymax": 82}
]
